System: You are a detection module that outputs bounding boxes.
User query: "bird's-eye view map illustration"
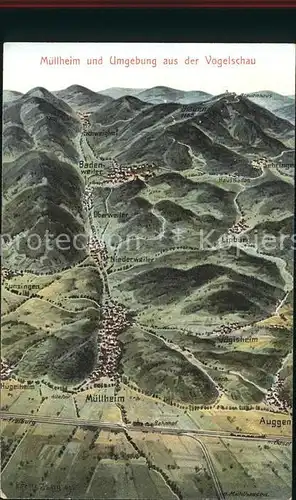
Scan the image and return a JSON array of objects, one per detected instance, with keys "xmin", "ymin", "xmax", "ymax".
[{"xmin": 1, "ymin": 43, "xmax": 294, "ymax": 500}]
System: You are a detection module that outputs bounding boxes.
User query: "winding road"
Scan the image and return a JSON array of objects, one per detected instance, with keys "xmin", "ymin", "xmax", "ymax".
[
  {"xmin": 187, "ymin": 434, "xmax": 225, "ymax": 500},
  {"xmin": 137, "ymin": 323, "xmax": 222, "ymax": 401}
]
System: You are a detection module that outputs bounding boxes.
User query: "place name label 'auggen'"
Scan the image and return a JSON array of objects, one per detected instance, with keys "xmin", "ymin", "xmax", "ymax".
[{"xmin": 260, "ymin": 417, "xmax": 291, "ymax": 428}]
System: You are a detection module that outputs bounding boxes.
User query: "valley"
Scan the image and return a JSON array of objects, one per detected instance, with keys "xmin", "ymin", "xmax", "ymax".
[{"xmin": 1, "ymin": 83, "xmax": 294, "ymax": 499}]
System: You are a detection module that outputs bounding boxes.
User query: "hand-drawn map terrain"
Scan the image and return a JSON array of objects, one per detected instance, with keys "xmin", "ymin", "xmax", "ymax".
[{"xmin": 1, "ymin": 43, "xmax": 294, "ymax": 500}]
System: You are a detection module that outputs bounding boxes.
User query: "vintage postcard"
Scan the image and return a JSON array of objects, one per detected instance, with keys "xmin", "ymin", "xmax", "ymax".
[{"xmin": 1, "ymin": 42, "xmax": 294, "ymax": 500}]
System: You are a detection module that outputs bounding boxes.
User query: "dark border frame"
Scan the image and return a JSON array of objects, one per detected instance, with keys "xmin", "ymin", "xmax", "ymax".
[
  {"xmin": 0, "ymin": 0, "xmax": 296, "ymax": 7},
  {"xmin": 1, "ymin": 8, "xmax": 295, "ymax": 500},
  {"xmin": 0, "ymin": 8, "xmax": 296, "ymax": 41}
]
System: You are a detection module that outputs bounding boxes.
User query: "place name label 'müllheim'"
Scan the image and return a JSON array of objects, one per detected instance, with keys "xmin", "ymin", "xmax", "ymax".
[{"xmin": 86, "ymin": 394, "xmax": 125, "ymax": 403}]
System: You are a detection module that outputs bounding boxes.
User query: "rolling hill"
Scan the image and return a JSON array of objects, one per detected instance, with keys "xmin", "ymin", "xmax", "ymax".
[
  {"xmin": 54, "ymin": 84, "xmax": 113, "ymax": 111},
  {"xmin": 136, "ymin": 86, "xmax": 212, "ymax": 104},
  {"xmin": 2, "ymin": 151, "xmax": 87, "ymax": 273},
  {"xmin": 273, "ymin": 104, "xmax": 295, "ymax": 124},
  {"xmin": 3, "ymin": 89, "xmax": 23, "ymax": 105},
  {"xmin": 1, "ymin": 265, "xmax": 103, "ymax": 385},
  {"xmin": 90, "ymin": 95, "xmax": 151, "ymax": 126},
  {"xmin": 2, "ymin": 84, "xmax": 293, "ymax": 402},
  {"xmin": 98, "ymin": 86, "xmax": 212, "ymax": 104},
  {"xmin": 81, "ymin": 92, "xmax": 293, "ymax": 173},
  {"xmin": 3, "ymin": 87, "xmax": 81, "ymax": 163},
  {"xmin": 99, "ymin": 87, "xmax": 146, "ymax": 99},
  {"xmin": 246, "ymin": 91, "xmax": 294, "ymax": 112}
]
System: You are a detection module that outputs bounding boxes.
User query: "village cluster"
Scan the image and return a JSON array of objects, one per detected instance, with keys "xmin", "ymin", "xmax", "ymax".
[
  {"xmin": 89, "ymin": 234, "xmax": 109, "ymax": 266},
  {"xmin": 210, "ymin": 322, "xmax": 241, "ymax": 337},
  {"xmin": 0, "ymin": 358, "xmax": 14, "ymax": 380},
  {"xmin": 105, "ymin": 159, "xmax": 156, "ymax": 185},
  {"xmin": 266, "ymin": 375, "xmax": 291, "ymax": 413},
  {"xmin": 82, "ymin": 185, "xmax": 94, "ymax": 211},
  {"xmin": 92, "ymin": 301, "xmax": 132, "ymax": 382},
  {"xmin": 228, "ymin": 217, "xmax": 249, "ymax": 235},
  {"xmin": 78, "ymin": 111, "xmax": 91, "ymax": 130},
  {"xmin": 1, "ymin": 267, "xmax": 23, "ymax": 282},
  {"xmin": 251, "ymin": 157, "xmax": 272, "ymax": 170}
]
